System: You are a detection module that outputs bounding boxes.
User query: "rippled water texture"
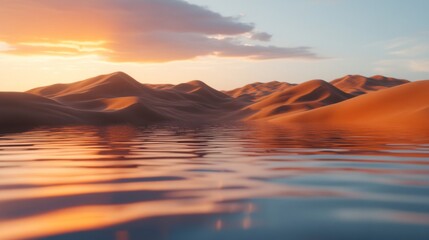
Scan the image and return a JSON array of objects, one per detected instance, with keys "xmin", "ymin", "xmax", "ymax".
[{"xmin": 0, "ymin": 124, "xmax": 429, "ymax": 240}]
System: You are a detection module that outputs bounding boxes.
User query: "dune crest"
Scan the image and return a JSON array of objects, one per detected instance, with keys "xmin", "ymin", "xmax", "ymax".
[
  {"xmin": 245, "ymin": 80, "xmax": 352, "ymax": 120},
  {"xmin": 224, "ymin": 81, "xmax": 295, "ymax": 101},
  {"xmin": 173, "ymin": 80, "xmax": 232, "ymax": 103},
  {"xmin": 330, "ymin": 74, "xmax": 409, "ymax": 96}
]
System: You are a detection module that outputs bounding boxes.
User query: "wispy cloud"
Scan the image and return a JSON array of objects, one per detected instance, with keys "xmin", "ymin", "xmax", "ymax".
[
  {"xmin": 250, "ymin": 32, "xmax": 272, "ymax": 42},
  {"xmin": 0, "ymin": 42, "xmax": 14, "ymax": 51},
  {"xmin": 385, "ymin": 37, "xmax": 429, "ymax": 57},
  {"xmin": 0, "ymin": 0, "xmax": 318, "ymax": 62},
  {"xmin": 409, "ymin": 60, "xmax": 429, "ymax": 73},
  {"xmin": 374, "ymin": 35, "xmax": 429, "ymax": 75}
]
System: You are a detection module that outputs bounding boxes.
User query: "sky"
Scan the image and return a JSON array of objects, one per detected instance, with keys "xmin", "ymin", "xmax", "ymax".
[{"xmin": 0, "ymin": 0, "xmax": 428, "ymax": 91}]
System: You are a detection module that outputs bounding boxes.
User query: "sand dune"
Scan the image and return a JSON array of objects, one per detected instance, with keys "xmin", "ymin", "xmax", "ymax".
[
  {"xmin": 331, "ymin": 75, "xmax": 409, "ymax": 96},
  {"xmin": 271, "ymin": 80, "xmax": 429, "ymax": 128},
  {"xmin": 0, "ymin": 72, "xmax": 425, "ymax": 131},
  {"xmin": 224, "ymin": 81, "xmax": 295, "ymax": 101},
  {"xmin": 145, "ymin": 83, "xmax": 175, "ymax": 90},
  {"xmin": 245, "ymin": 80, "xmax": 352, "ymax": 120},
  {"xmin": 29, "ymin": 73, "xmax": 236, "ymax": 107},
  {"xmin": 0, "ymin": 92, "xmax": 172, "ymax": 129},
  {"xmin": 13, "ymin": 72, "xmax": 245, "ymax": 129},
  {"xmin": 0, "ymin": 92, "xmax": 84, "ymax": 129},
  {"xmin": 28, "ymin": 72, "xmax": 154, "ymax": 102},
  {"xmin": 173, "ymin": 80, "xmax": 233, "ymax": 104}
]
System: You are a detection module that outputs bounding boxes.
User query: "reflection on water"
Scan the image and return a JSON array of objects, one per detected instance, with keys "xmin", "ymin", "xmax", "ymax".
[{"xmin": 0, "ymin": 124, "xmax": 429, "ymax": 240}]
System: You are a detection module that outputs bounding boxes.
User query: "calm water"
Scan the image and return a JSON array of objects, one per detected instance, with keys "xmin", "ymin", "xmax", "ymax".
[{"xmin": 0, "ymin": 124, "xmax": 429, "ymax": 240}]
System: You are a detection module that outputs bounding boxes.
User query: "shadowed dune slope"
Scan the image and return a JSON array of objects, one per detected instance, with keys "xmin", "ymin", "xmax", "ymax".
[
  {"xmin": 0, "ymin": 92, "xmax": 173, "ymax": 128},
  {"xmin": 245, "ymin": 80, "xmax": 352, "ymax": 120},
  {"xmin": 145, "ymin": 83, "xmax": 175, "ymax": 90},
  {"xmin": 271, "ymin": 80, "xmax": 429, "ymax": 128},
  {"xmin": 224, "ymin": 81, "xmax": 295, "ymax": 101},
  {"xmin": 331, "ymin": 75, "xmax": 409, "ymax": 96},
  {"xmin": 0, "ymin": 92, "xmax": 84, "ymax": 128}
]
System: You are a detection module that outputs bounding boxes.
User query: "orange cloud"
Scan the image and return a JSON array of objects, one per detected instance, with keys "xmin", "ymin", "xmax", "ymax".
[{"xmin": 0, "ymin": 0, "xmax": 318, "ymax": 62}]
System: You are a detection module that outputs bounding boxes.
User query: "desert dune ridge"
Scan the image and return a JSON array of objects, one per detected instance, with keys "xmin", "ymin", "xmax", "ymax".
[
  {"xmin": 271, "ymin": 80, "xmax": 429, "ymax": 129},
  {"xmin": 0, "ymin": 72, "xmax": 428, "ymax": 130},
  {"xmin": 330, "ymin": 74, "xmax": 409, "ymax": 96}
]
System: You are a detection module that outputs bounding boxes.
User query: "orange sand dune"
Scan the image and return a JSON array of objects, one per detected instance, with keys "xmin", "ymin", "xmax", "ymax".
[
  {"xmin": 0, "ymin": 72, "xmax": 424, "ymax": 131},
  {"xmin": 224, "ymin": 81, "xmax": 295, "ymax": 101},
  {"xmin": 271, "ymin": 80, "xmax": 429, "ymax": 128},
  {"xmin": 245, "ymin": 80, "xmax": 352, "ymax": 120},
  {"xmin": 330, "ymin": 75, "xmax": 409, "ymax": 96}
]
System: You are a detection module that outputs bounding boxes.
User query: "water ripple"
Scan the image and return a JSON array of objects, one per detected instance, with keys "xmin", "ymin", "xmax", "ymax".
[{"xmin": 0, "ymin": 124, "xmax": 428, "ymax": 239}]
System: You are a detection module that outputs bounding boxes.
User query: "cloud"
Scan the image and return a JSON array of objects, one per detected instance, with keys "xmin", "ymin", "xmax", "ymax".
[
  {"xmin": 374, "ymin": 59, "xmax": 429, "ymax": 76},
  {"xmin": 410, "ymin": 60, "xmax": 429, "ymax": 73},
  {"xmin": 385, "ymin": 37, "xmax": 429, "ymax": 57},
  {"xmin": 0, "ymin": 0, "xmax": 317, "ymax": 62},
  {"xmin": 250, "ymin": 32, "xmax": 272, "ymax": 42},
  {"xmin": 0, "ymin": 42, "xmax": 14, "ymax": 52},
  {"xmin": 374, "ymin": 35, "xmax": 429, "ymax": 75},
  {"xmin": 310, "ymin": 0, "xmax": 341, "ymax": 4},
  {"xmin": 374, "ymin": 59, "xmax": 409, "ymax": 74}
]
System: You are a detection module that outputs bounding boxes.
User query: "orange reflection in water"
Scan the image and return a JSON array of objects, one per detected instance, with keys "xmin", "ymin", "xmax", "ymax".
[
  {"xmin": 0, "ymin": 199, "xmax": 240, "ymax": 240},
  {"xmin": 116, "ymin": 230, "xmax": 129, "ymax": 240},
  {"xmin": 215, "ymin": 219, "xmax": 223, "ymax": 231}
]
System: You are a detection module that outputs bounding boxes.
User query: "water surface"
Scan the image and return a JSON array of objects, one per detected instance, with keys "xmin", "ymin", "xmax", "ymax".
[{"xmin": 0, "ymin": 124, "xmax": 429, "ymax": 240}]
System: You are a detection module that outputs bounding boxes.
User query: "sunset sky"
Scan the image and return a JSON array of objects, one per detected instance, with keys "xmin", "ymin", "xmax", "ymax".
[{"xmin": 1, "ymin": 0, "xmax": 428, "ymax": 91}]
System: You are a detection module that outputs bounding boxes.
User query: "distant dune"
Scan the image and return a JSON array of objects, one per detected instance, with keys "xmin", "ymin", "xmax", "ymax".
[
  {"xmin": 224, "ymin": 81, "xmax": 295, "ymax": 101},
  {"xmin": 173, "ymin": 80, "xmax": 233, "ymax": 104},
  {"xmin": 245, "ymin": 80, "xmax": 352, "ymax": 120},
  {"xmin": 330, "ymin": 75, "xmax": 409, "ymax": 96},
  {"xmin": 0, "ymin": 72, "xmax": 427, "ymax": 131},
  {"xmin": 271, "ymin": 80, "xmax": 429, "ymax": 128}
]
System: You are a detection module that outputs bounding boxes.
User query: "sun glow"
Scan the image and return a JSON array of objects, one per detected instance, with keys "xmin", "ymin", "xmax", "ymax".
[
  {"xmin": 16, "ymin": 40, "xmax": 112, "ymax": 55},
  {"xmin": 0, "ymin": 42, "xmax": 14, "ymax": 51}
]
